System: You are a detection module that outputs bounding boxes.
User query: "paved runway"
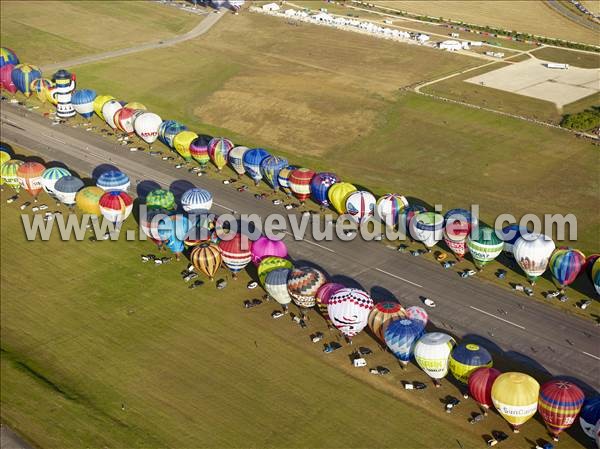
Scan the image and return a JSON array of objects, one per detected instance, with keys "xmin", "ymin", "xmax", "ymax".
[{"xmin": 1, "ymin": 104, "xmax": 598, "ymax": 390}]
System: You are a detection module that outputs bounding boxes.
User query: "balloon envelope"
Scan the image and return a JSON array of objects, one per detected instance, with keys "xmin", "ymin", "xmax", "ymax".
[
  {"xmin": 251, "ymin": 235, "xmax": 288, "ymax": 266},
  {"xmin": 218, "ymin": 233, "xmax": 252, "ymax": 274},
  {"xmin": 134, "ymin": 112, "xmax": 162, "ymax": 144},
  {"xmin": 76, "ymin": 186, "xmax": 104, "ymax": 216},
  {"xmin": 181, "ymin": 188, "xmax": 212, "ymax": 213},
  {"xmin": 72, "ymin": 89, "xmax": 97, "ymax": 118},
  {"xmin": 258, "ymin": 256, "xmax": 293, "ymax": 286},
  {"xmin": 191, "ymin": 243, "xmax": 222, "ymax": 279},
  {"xmin": 278, "ymin": 165, "xmax": 298, "ymax": 192},
  {"xmin": 538, "ymin": 379, "xmax": 585, "ymax": 438},
  {"xmin": 328, "ymin": 182, "xmax": 357, "ymax": 215},
  {"xmin": 96, "ymin": 170, "xmax": 130, "ymax": 192},
  {"xmin": 580, "ymin": 396, "xmax": 600, "ymax": 438},
  {"xmin": 315, "ymin": 282, "xmax": 344, "ymax": 324},
  {"xmin": 468, "ymin": 367, "xmax": 501, "ymax": 409},
  {"xmin": 287, "ymin": 266, "xmax": 327, "ymax": 308},
  {"xmin": 93, "ymin": 95, "xmax": 114, "ymax": 118},
  {"xmin": 1, "ymin": 160, "xmax": 23, "ymax": 190},
  {"xmin": 289, "ymin": 168, "xmax": 315, "ymax": 202},
  {"xmin": 16, "ymin": 161, "xmax": 45, "ymax": 198},
  {"xmin": 190, "ymin": 135, "xmax": 211, "ymax": 167},
  {"xmin": 264, "ymin": 268, "xmax": 293, "ymax": 306},
  {"xmin": 384, "ymin": 318, "xmax": 425, "ymax": 365},
  {"xmin": 12, "ymin": 64, "xmax": 41, "ymax": 97},
  {"xmin": 0, "ymin": 64, "xmax": 17, "ymax": 94},
  {"xmin": 513, "ymin": 234, "xmax": 556, "ymax": 282},
  {"xmin": 228, "ymin": 146, "xmax": 249, "ymax": 175},
  {"xmin": 54, "ymin": 175, "xmax": 84, "ymax": 205},
  {"xmin": 146, "ymin": 189, "xmax": 176, "ymax": 210},
  {"xmin": 310, "ymin": 172, "xmax": 339, "ymax": 206},
  {"xmin": 491, "ymin": 372, "xmax": 540, "ymax": 431},
  {"xmin": 376, "ymin": 193, "xmax": 408, "ymax": 228},
  {"xmin": 243, "ymin": 148, "xmax": 270, "ymax": 184},
  {"xmin": 208, "ymin": 137, "xmax": 234, "ymax": 170},
  {"xmin": 410, "ymin": 212, "xmax": 444, "ymax": 248},
  {"xmin": 414, "ymin": 332, "xmax": 456, "ymax": 380},
  {"xmin": 173, "ymin": 131, "xmax": 198, "ymax": 161},
  {"xmin": 405, "ymin": 305, "xmax": 428, "ymax": 326},
  {"xmin": 102, "ymin": 100, "xmax": 122, "ymax": 129},
  {"xmin": 41, "ymin": 167, "xmax": 70, "ymax": 195},
  {"xmin": 467, "ymin": 226, "xmax": 504, "ymax": 269},
  {"xmin": 345, "ymin": 190, "xmax": 376, "ymax": 224},
  {"xmin": 549, "ymin": 248, "xmax": 585, "ymax": 288},
  {"xmin": 327, "ymin": 288, "xmax": 374, "ymax": 338},
  {"xmin": 0, "ymin": 47, "xmax": 19, "ymax": 68},
  {"xmin": 260, "ymin": 155, "xmax": 289, "ymax": 190},
  {"xmin": 449, "ymin": 343, "xmax": 493, "ymax": 384},
  {"xmin": 368, "ymin": 301, "xmax": 406, "ymax": 341},
  {"xmin": 499, "ymin": 224, "xmax": 529, "ymax": 256},
  {"xmin": 158, "ymin": 120, "xmax": 187, "ymax": 148},
  {"xmin": 99, "ymin": 191, "xmax": 133, "ymax": 224}
]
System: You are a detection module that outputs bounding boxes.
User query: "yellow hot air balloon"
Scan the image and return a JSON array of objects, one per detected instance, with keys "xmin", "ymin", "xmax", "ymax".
[
  {"xmin": 328, "ymin": 182, "xmax": 356, "ymax": 214},
  {"xmin": 191, "ymin": 243, "xmax": 222, "ymax": 280},
  {"xmin": 76, "ymin": 186, "xmax": 104, "ymax": 216},
  {"xmin": 93, "ymin": 95, "xmax": 114, "ymax": 118},
  {"xmin": 491, "ymin": 372, "xmax": 540, "ymax": 432},
  {"xmin": 173, "ymin": 131, "xmax": 197, "ymax": 162},
  {"xmin": 124, "ymin": 102, "xmax": 147, "ymax": 111}
]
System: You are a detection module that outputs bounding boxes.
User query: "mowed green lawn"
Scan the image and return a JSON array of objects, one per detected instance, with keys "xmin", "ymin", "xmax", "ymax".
[{"xmin": 0, "ymin": 1, "xmax": 200, "ymax": 66}]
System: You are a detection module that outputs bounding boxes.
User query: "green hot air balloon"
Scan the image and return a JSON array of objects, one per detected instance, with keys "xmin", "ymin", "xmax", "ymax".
[{"xmin": 467, "ymin": 226, "xmax": 503, "ymax": 270}]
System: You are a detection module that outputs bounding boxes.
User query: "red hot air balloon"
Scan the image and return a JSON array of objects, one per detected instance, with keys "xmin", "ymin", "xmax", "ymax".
[
  {"xmin": 16, "ymin": 161, "xmax": 45, "ymax": 200},
  {"xmin": 289, "ymin": 168, "xmax": 315, "ymax": 203},
  {"xmin": 468, "ymin": 367, "xmax": 501, "ymax": 415},
  {"xmin": 218, "ymin": 232, "xmax": 252, "ymax": 279},
  {"xmin": 538, "ymin": 379, "xmax": 585, "ymax": 441}
]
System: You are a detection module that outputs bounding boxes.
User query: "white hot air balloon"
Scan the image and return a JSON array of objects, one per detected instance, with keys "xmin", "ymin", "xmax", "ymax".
[
  {"xmin": 327, "ymin": 288, "xmax": 374, "ymax": 341},
  {"xmin": 264, "ymin": 268, "xmax": 293, "ymax": 310},
  {"xmin": 414, "ymin": 332, "xmax": 456, "ymax": 385},
  {"xmin": 102, "ymin": 100, "xmax": 122, "ymax": 129},
  {"xmin": 410, "ymin": 212, "xmax": 444, "ymax": 248},
  {"xmin": 513, "ymin": 233, "xmax": 556, "ymax": 284},
  {"xmin": 345, "ymin": 191, "xmax": 376, "ymax": 224},
  {"xmin": 134, "ymin": 112, "xmax": 162, "ymax": 144},
  {"xmin": 376, "ymin": 193, "xmax": 409, "ymax": 228}
]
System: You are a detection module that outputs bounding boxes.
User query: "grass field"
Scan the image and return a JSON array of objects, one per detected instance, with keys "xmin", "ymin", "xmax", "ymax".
[
  {"xmin": 373, "ymin": 0, "xmax": 600, "ymax": 46},
  {"xmin": 530, "ymin": 47, "xmax": 600, "ymax": 68},
  {"xmin": 0, "ymin": 1, "xmax": 200, "ymax": 66}
]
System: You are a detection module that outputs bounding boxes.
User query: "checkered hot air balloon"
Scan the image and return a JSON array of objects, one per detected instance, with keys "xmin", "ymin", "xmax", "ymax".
[
  {"xmin": 99, "ymin": 191, "xmax": 133, "ymax": 224},
  {"xmin": 146, "ymin": 189, "xmax": 176, "ymax": 211},
  {"xmin": 75, "ymin": 186, "xmax": 104, "ymax": 216},
  {"xmin": 327, "ymin": 288, "xmax": 374, "ymax": 339},
  {"xmin": 0, "ymin": 47, "xmax": 19, "ymax": 68},
  {"xmin": 181, "ymin": 188, "xmax": 213, "ymax": 213},
  {"xmin": 191, "ymin": 243, "xmax": 222, "ymax": 280},
  {"xmin": 16, "ymin": 161, "xmax": 45, "ymax": 200},
  {"xmin": 54, "ymin": 176, "xmax": 84, "ymax": 206},
  {"xmin": 243, "ymin": 148, "xmax": 270, "ymax": 185},
  {"xmin": 41, "ymin": 167, "xmax": 71, "ymax": 196},
  {"xmin": 368, "ymin": 301, "xmax": 407, "ymax": 341},
  {"xmin": 260, "ymin": 155, "xmax": 289, "ymax": 190},
  {"xmin": 310, "ymin": 172, "xmax": 339, "ymax": 207},
  {"xmin": 218, "ymin": 232, "xmax": 252, "ymax": 278},
  {"xmin": 96, "ymin": 170, "xmax": 130, "ymax": 192},
  {"xmin": 208, "ymin": 137, "xmax": 234, "ymax": 171},
  {"xmin": 228, "ymin": 146, "xmax": 249, "ymax": 176},
  {"xmin": 289, "ymin": 168, "xmax": 315, "ymax": 203},
  {"xmin": 11, "ymin": 64, "xmax": 41, "ymax": 97},
  {"xmin": 287, "ymin": 266, "xmax": 327, "ymax": 309},
  {"xmin": 384, "ymin": 318, "xmax": 425, "ymax": 366},
  {"xmin": 538, "ymin": 379, "xmax": 585, "ymax": 441},
  {"xmin": 1, "ymin": 160, "xmax": 23, "ymax": 191}
]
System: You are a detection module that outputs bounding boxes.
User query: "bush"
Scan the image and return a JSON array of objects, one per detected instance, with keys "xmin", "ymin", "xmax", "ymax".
[{"xmin": 560, "ymin": 106, "xmax": 600, "ymax": 131}]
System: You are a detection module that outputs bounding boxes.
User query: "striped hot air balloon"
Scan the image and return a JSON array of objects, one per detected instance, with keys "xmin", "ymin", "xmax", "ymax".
[
  {"xmin": 228, "ymin": 146, "xmax": 249, "ymax": 176},
  {"xmin": 328, "ymin": 288, "xmax": 374, "ymax": 340},
  {"xmin": 173, "ymin": 131, "xmax": 198, "ymax": 162},
  {"xmin": 191, "ymin": 243, "xmax": 222, "ymax": 280},
  {"xmin": 96, "ymin": 170, "xmax": 130, "ymax": 192},
  {"xmin": 181, "ymin": 188, "xmax": 213, "ymax": 213},
  {"xmin": 315, "ymin": 282, "xmax": 344, "ymax": 327},
  {"xmin": 328, "ymin": 182, "xmax": 357, "ymax": 215},
  {"xmin": 99, "ymin": 191, "xmax": 133, "ymax": 224},
  {"xmin": 1, "ymin": 160, "xmax": 23, "ymax": 191},
  {"xmin": 243, "ymin": 148, "xmax": 270, "ymax": 185},
  {"xmin": 260, "ymin": 155, "xmax": 289, "ymax": 190},
  {"xmin": 549, "ymin": 248, "xmax": 586, "ymax": 289},
  {"xmin": 146, "ymin": 189, "xmax": 176, "ymax": 211},
  {"xmin": 72, "ymin": 89, "xmax": 97, "ymax": 118},
  {"xmin": 93, "ymin": 95, "xmax": 114, "ymax": 118},
  {"xmin": 538, "ymin": 379, "xmax": 585, "ymax": 441},
  {"xmin": 384, "ymin": 318, "xmax": 425, "ymax": 366},
  {"xmin": 208, "ymin": 137, "xmax": 234, "ymax": 170},
  {"xmin": 287, "ymin": 266, "xmax": 327, "ymax": 309},
  {"xmin": 30, "ymin": 78, "xmax": 52, "ymax": 103},
  {"xmin": 190, "ymin": 136, "xmax": 211, "ymax": 168},
  {"xmin": 468, "ymin": 367, "xmax": 501, "ymax": 414},
  {"xmin": 376, "ymin": 193, "xmax": 409, "ymax": 228},
  {"xmin": 250, "ymin": 235, "xmax": 288, "ymax": 266},
  {"xmin": 75, "ymin": 186, "xmax": 104, "ymax": 216},
  {"xmin": 41, "ymin": 167, "xmax": 71, "ymax": 196},
  {"xmin": 158, "ymin": 120, "xmax": 187, "ymax": 148},
  {"xmin": 310, "ymin": 172, "xmax": 339, "ymax": 207},
  {"xmin": 258, "ymin": 256, "xmax": 293, "ymax": 286},
  {"xmin": 368, "ymin": 301, "xmax": 407, "ymax": 341},
  {"xmin": 277, "ymin": 165, "xmax": 298, "ymax": 196},
  {"xmin": 11, "ymin": 64, "xmax": 41, "ymax": 97},
  {"xmin": 0, "ymin": 47, "xmax": 19, "ymax": 67},
  {"xmin": 467, "ymin": 226, "xmax": 504, "ymax": 270},
  {"xmin": 449, "ymin": 343, "xmax": 493, "ymax": 384},
  {"xmin": 443, "ymin": 208, "xmax": 475, "ymax": 260},
  {"xmin": 218, "ymin": 232, "xmax": 252, "ymax": 278},
  {"xmin": 16, "ymin": 161, "xmax": 45, "ymax": 199},
  {"xmin": 54, "ymin": 176, "xmax": 84, "ymax": 205},
  {"xmin": 289, "ymin": 168, "xmax": 315, "ymax": 203},
  {"xmin": 264, "ymin": 268, "xmax": 293, "ymax": 310}
]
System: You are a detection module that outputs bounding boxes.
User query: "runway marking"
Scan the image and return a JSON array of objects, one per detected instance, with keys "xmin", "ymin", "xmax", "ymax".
[
  {"xmin": 582, "ymin": 351, "xmax": 600, "ymax": 361},
  {"xmin": 469, "ymin": 306, "xmax": 526, "ymax": 330},
  {"xmin": 375, "ymin": 268, "xmax": 423, "ymax": 288},
  {"xmin": 283, "ymin": 232, "xmax": 336, "ymax": 253},
  {"xmin": 41, "ymin": 133, "xmax": 65, "ymax": 144}
]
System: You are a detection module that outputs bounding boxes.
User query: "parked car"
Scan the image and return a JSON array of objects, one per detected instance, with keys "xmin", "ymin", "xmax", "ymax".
[
  {"xmin": 237, "ymin": 185, "xmax": 248, "ymax": 192},
  {"xmin": 460, "ymin": 269, "xmax": 477, "ymax": 278},
  {"xmin": 496, "ymin": 269, "xmax": 507, "ymax": 279},
  {"xmin": 311, "ymin": 332, "xmax": 324, "ymax": 343},
  {"xmin": 423, "ymin": 297, "xmax": 436, "ymax": 307},
  {"xmin": 445, "ymin": 396, "xmax": 460, "ymax": 412},
  {"xmin": 369, "ymin": 366, "xmax": 390, "ymax": 375},
  {"xmin": 579, "ymin": 299, "xmax": 592, "ymax": 310},
  {"xmin": 6, "ymin": 195, "xmax": 19, "ymax": 204},
  {"xmin": 524, "ymin": 287, "xmax": 534, "ymax": 297},
  {"xmin": 358, "ymin": 346, "xmax": 372, "ymax": 355},
  {"xmin": 397, "ymin": 244, "xmax": 408, "ymax": 253},
  {"xmin": 323, "ymin": 342, "xmax": 342, "ymax": 353},
  {"xmin": 20, "ymin": 201, "xmax": 31, "ymax": 210},
  {"xmin": 353, "ymin": 357, "xmax": 367, "ymax": 367},
  {"xmin": 271, "ymin": 311, "xmax": 284, "ymax": 319},
  {"xmin": 272, "ymin": 199, "xmax": 282, "ymax": 205},
  {"xmin": 442, "ymin": 260, "xmax": 456, "ymax": 269},
  {"xmin": 247, "ymin": 281, "xmax": 258, "ymax": 290},
  {"xmin": 544, "ymin": 290, "xmax": 560, "ymax": 299},
  {"xmin": 469, "ymin": 413, "xmax": 484, "ymax": 424},
  {"xmin": 244, "ymin": 299, "xmax": 262, "ymax": 309}
]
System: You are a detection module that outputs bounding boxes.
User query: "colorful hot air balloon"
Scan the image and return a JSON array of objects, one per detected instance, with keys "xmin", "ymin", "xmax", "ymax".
[
  {"xmin": 158, "ymin": 120, "xmax": 187, "ymax": 148},
  {"xmin": 328, "ymin": 182, "xmax": 357, "ymax": 215},
  {"xmin": 134, "ymin": 112, "xmax": 162, "ymax": 144},
  {"xmin": 102, "ymin": 99, "xmax": 122, "ymax": 129},
  {"xmin": 492, "ymin": 372, "xmax": 540, "ymax": 432},
  {"xmin": 191, "ymin": 243, "xmax": 222, "ymax": 280},
  {"xmin": 405, "ymin": 306, "xmax": 428, "ymax": 326},
  {"xmin": 315, "ymin": 282, "xmax": 344, "ymax": 326},
  {"xmin": 173, "ymin": 131, "xmax": 197, "ymax": 161},
  {"xmin": 71, "ymin": 89, "xmax": 97, "ymax": 118},
  {"xmin": 54, "ymin": 176, "xmax": 84, "ymax": 205},
  {"xmin": 114, "ymin": 107, "xmax": 142, "ymax": 135},
  {"xmin": 75, "ymin": 186, "xmax": 104, "ymax": 216},
  {"xmin": 208, "ymin": 137, "xmax": 234, "ymax": 170},
  {"xmin": 590, "ymin": 256, "xmax": 600, "ymax": 296},
  {"xmin": 0, "ymin": 151, "xmax": 10, "ymax": 176},
  {"xmin": 190, "ymin": 135, "xmax": 211, "ymax": 168},
  {"xmin": 549, "ymin": 248, "xmax": 585, "ymax": 289},
  {"xmin": 513, "ymin": 234, "xmax": 556, "ymax": 284},
  {"xmin": 228, "ymin": 146, "xmax": 249, "ymax": 176},
  {"xmin": 41, "ymin": 167, "xmax": 70, "ymax": 196},
  {"xmin": 16, "ymin": 161, "xmax": 45, "ymax": 199},
  {"xmin": 287, "ymin": 266, "xmax": 327, "ymax": 309},
  {"xmin": 414, "ymin": 332, "xmax": 456, "ymax": 384},
  {"xmin": 0, "ymin": 48, "xmax": 19, "ymax": 68},
  {"xmin": 258, "ymin": 256, "xmax": 293, "ymax": 285},
  {"xmin": 264, "ymin": 268, "xmax": 293, "ymax": 310},
  {"xmin": 124, "ymin": 102, "xmax": 146, "ymax": 110},
  {"xmin": 146, "ymin": 189, "xmax": 176, "ymax": 210},
  {"xmin": 251, "ymin": 235, "xmax": 288, "ymax": 265},
  {"xmin": 260, "ymin": 155, "xmax": 289, "ymax": 190},
  {"xmin": 345, "ymin": 190, "xmax": 376, "ymax": 224},
  {"xmin": 278, "ymin": 165, "xmax": 298, "ymax": 196},
  {"xmin": 139, "ymin": 208, "xmax": 170, "ymax": 246},
  {"xmin": 218, "ymin": 232, "xmax": 252, "ymax": 278},
  {"xmin": 499, "ymin": 224, "xmax": 529, "ymax": 257},
  {"xmin": 443, "ymin": 208, "xmax": 475, "ymax": 260},
  {"xmin": 93, "ymin": 95, "xmax": 114, "ymax": 118},
  {"xmin": 376, "ymin": 193, "xmax": 409, "ymax": 228},
  {"xmin": 468, "ymin": 367, "xmax": 501, "ymax": 414},
  {"xmin": 243, "ymin": 148, "xmax": 270, "ymax": 185},
  {"xmin": 400, "ymin": 205, "xmax": 427, "ymax": 236},
  {"xmin": 30, "ymin": 78, "xmax": 52, "ymax": 103},
  {"xmin": 310, "ymin": 172, "xmax": 339, "ymax": 207},
  {"xmin": 538, "ymin": 379, "xmax": 585, "ymax": 441},
  {"xmin": 467, "ymin": 226, "xmax": 504, "ymax": 270},
  {"xmin": 181, "ymin": 188, "xmax": 213, "ymax": 213},
  {"xmin": 96, "ymin": 170, "xmax": 130, "ymax": 192},
  {"xmin": 410, "ymin": 212, "xmax": 444, "ymax": 248},
  {"xmin": 368, "ymin": 301, "xmax": 407, "ymax": 341},
  {"xmin": 449, "ymin": 343, "xmax": 493, "ymax": 384},
  {"xmin": 99, "ymin": 191, "xmax": 133, "ymax": 224},
  {"xmin": 384, "ymin": 318, "xmax": 425, "ymax": 366},
  {"xmin": 185, "ymin": 214, "xmax": 216, "ymax": 247},
  {"xmin": 289, "ymin": 168, "xmax": 315, "ymax": 203},
  {"xmin": 327, "ymin": 288, "xmax": 374, "ymax": 339},
  {"xmin": 11, "ymin": 64, "xmax": 41, "ymax": 97},
  {"xmin": 3, "ymin": 160, "xmax": 23, "ymax": 191},
  {"xmin": 0, "ymin": 64, "xmax": 17, "ymax": 94},
  {"xmin": 580, "ymin": 396, "xmax": 600, "ymax": 439}
]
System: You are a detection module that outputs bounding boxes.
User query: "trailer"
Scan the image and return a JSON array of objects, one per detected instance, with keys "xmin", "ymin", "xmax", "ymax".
[{"xmin": 546, "ymin": 62, "xmax": 569, "ymax": 69}]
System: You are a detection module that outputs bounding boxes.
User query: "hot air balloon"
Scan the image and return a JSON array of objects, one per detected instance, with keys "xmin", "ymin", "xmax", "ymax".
[
  {"xmin": 549, "ymin": 248, "xmax": 585, "ymax": 289},
  {"xmin": 376, "ymin": 193, "xmax": 409, "ymax": 228},
  {"xmin": 414, "ymin": 332, "xmax": 456, "ymax": 385},
  {"xmin": 384, "ymin": 318, "xmax": 425, "ymax": 366},
  {"xmin": 287, "ymin": 266, "xmax": 327, "ymax": 309},
  {"xmin": 443, "ymin": 208, "xmax": 475, "ymax": 260},
  {"xmin": 580, "ymin": 397, "xmax": 600, "ymax": 439},
  {"xmin": 594, "ymin": 420, "xmax": 600, "ymax": 448},
  {"xmin": 114, "ymin": 107, "xmax": 142, "ymax": 135},
  {"xmin": 228, "ymin": 146, "xmax": 249, "ymax": 177},
  {"xmin": 0, "ymin": 151, "xmax": 10, "ymax": 176},
  {"xmin": 93, "ymin": 95, "xmax": 114, "ymax": 118},
  {"xmin": 71, "ymin": 89, "xmax": 97, "ymax": 118},
  {"xmin": 11, "ymin": 64, "xmax": 41, "ymax": 97},
  {"xmin": 467, "ymin": 226, "xmax": 504, "ymax": 270},
  {"xmin": 343, "ymin": 190, "xmax": 376, "ymax": 224},
  {"xmin": 99, "ymin": 191, "xmax": 133, "ymax": 225},
  {"xmin": 102, "ymin": 99, "xmax": 122, "ymax": 129},
  {"xmin": 289, "ymin": 168, "xmax": 315, "ymax": 203},
  {"xmin": 139, "ymin": 208, "xmax": 170, "ymax": 248},
  {"xmin": 368, "ymin": 301, "xmax": 407, "ymax": 341},
  {"xmin": 54, "ymin": 176, "xmax": 84, "ymax": 206},
  {"xmin": 218, "ymin": 232, "xmax": 252, "ymax": 278},
  {"xmin": 134, "ymin": 112, "xmax": 162, "ymax": 145},
  {"xmin": 310, "ymin": 172, "xmax": 339, "ymax": 207},
  {"xmin": 315, "ymin": 282, "xmax": 344, "ymax": 327},
  {"xmin": 400, "ymin": 205, "xmax": 427, "ymax": 236},
  {"xmin": 327, "ymin": 288, "xmax": 374, "ymax": 340},
  {"xmin": 410, "ymin": 212, "xmax": 444, "ymax": 248},
  {"xmin": 75, "ymin": 186, "xmax": 104, "ymax": 216},
  {"xmin": 0, "ymin": 64, "xmax": 17, "ymax": 94},
  {"xmin": 96, "ymin": 170, "xmax": 130, "ymax": 192},
  {"xmin": 160, "ymin": 214, "xmax": 190, "ymax": 259},
  {"xmin": 251, "ymin": 235, "xmax": 288, "ymax": 265},
  {"xmin": 124, "ymin": 102, "xmax": 146, "ymax": 110},
  {"xmin": 258, "ymin": 256, "xmax": 293, "ymax": 285},
  {"xmin": 172, "ymin": 131, "xmax": 197, "ymax": 161},
  {"xmin": 0, "ymin": 47, "xmax": 19, "ymax": 68},
  {"xmin": 278, "ymin": 165, "xmax": 298, "ymax": 196},
  {"xmin": 538, "ymin": 379, "xmax": 585, "ymax": 441},
  {"xmin": 260, "ymin": 155, "xmax": 289, "ymax": 191},
  {"xmin": 184, "ymin": 214, "xmax": 216, "ymax": 247},
  {"xmin": 16, "ymin": 161, "xmax": 45, "ymax": 200},
  {"xmin": 499, "ymin": 224, "xmax": 529, "ymax": 257},
  {"xmin": 328, "ymin": 182, "xmax": 357, "ymax": 215},
  {"xmin": 468, "ymin": 367, "xmax": 501, "ymax": 415},
  {"xmin": 158, "ymin": 120, "xmax": 187, "ymax": 148},
  {"xmin": 146, "ymin": 189, "xmax": 176, "ymax": 211},
  {"xmin": 30, "ymin": 78, "xmax": 52, "ymax": 103},
  {"xmin": 181, "ymin": 188, "xmax": 213, "ymax": 213},
  {"xmin": 191, "ymin": 243, "xmax": 222, "ymax": 280},
  {"xmin": 491, "ymin": 372, "xmax": 540, "ymax": 432},
  {"xmin": 1, "ymin": 160, "xmax": 23, "ymax": 191},
  {"xmin": 513, "ymin": 234, "xmax": 556, "ymax": 284},
  {"xmin": 242, "ymin": 148, "xmax": 270, "ymax": 185},
  {"xmin": 208, "ymin": 137, "xmax": 234, "ymax": 171},
  {"xmin": 41, "ymin": 167, "xmax": 70, "ymax": 196},
  {"xmin": 449, "ymin": 343, "xmax": 493, "ymax": 384},
  {"xmin": 590, "ymin": 256, "xmax": 600, "ymax": 296},
  {"xmin": 405, "ymin": 305, "xmax": 428, "ymax": 326},
  {"xmin": 264, "ymin": 268, "xmax": 293, "ymax": 310},
  {"xmin": 189, "ymin": 135, "xmax": 211, "ymax": 168}
]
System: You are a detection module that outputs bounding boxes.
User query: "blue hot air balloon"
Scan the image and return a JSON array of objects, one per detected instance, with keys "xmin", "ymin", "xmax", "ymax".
[
  {"xmin": 401, "ymin": 205, "xmax": 427, "ymax": 235},
  {"xmin": 72, "ymin": 89, "xmax": 97, "ymax": 118},
  {"xmin": 310, "ymin": 172, "xmax": 339, "ymax": 207},
  {"xmin": 158, "ymin": 120, "xmax": 187, "ymax": 148},
  {"xmin": 96, "ymin": 170, "xmax": 130, "ymax": 192},
  {"xmin": 11, "ymin": 64, "xmax": 42, "ymax": 97},
  {"xmin": 0, "ymin": 47, "xmax": 19, "ymax": 68},
  {"xmin": 580, "ymin": 396, "xmax": 600, "ymax": 439},
  {"xmin": 159, "ymin": 214, "xmax": 191, "ymax": 255},
  {"xmin": 384, "ymin": 318, "xmax": 425, "ymax": 367},
  {"xmin": 260, "ymin": 155, "xmax": 288, "ymax": 190},
  {"xmin": 499, "ymin": 224, "xmax": 529, "ymax": 256},
  {"xmin": 243, "ymin": 148, "xmax": 270, "ymax": 185}
]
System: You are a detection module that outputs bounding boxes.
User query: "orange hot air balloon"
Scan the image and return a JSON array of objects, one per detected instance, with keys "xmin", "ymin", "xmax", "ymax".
[{"xmin": 16, "ymin": 161, "xmax": 45, "ymax": 200}]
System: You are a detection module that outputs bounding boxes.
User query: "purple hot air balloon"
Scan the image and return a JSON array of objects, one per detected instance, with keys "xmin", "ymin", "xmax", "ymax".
[{"xmin": 251, "ymin": 235, "xmax": 288, "ymax": 266}]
